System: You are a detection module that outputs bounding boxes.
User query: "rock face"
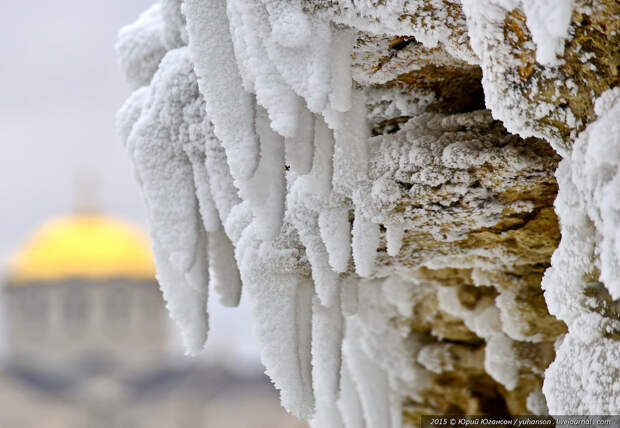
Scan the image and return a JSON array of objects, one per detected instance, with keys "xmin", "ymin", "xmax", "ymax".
[
  {"xmin": 347, "ymin": 0, "xmax": 617, "ymax": 417},
  {"xmin": 361, "ymin": 110, "xmax": 565, "ymax": 415},
  {"xmin": 348, "ymin": 14, "xmax": 565, "ymax": 414},
  {"xmin": 116, "ymin": 0, "xmax": 619, "ymax": 425},
  {"xmin": 469, "ymin": 0, "xmax": 619, "ymax": 154}
]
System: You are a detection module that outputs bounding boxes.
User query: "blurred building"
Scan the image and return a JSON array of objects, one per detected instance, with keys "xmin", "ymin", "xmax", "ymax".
[{"xmin": 0, "ymin": 214, "xmax": 305, "ymax": 428}]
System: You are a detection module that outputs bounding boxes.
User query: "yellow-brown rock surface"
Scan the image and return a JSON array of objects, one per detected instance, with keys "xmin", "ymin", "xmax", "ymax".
[{"xmin": 336, "ymin": 0, "xmax": 617, "ymax": 420}]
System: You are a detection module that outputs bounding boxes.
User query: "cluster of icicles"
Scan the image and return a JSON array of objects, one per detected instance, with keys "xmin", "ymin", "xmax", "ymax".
[
  {"xmin": 117, "ymin": 0, "xmax": 410, "ymax": 426},
  {"xmin": 117, "ymin": 0, "xmax": 620, "ymax": 420}
]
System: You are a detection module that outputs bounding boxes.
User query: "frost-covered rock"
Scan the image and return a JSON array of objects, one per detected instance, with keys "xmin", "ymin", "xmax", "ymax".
[
  {"xmin": 116, "ymin": 0, "xmax": 618, "ymax": 424},
  {"xmin": 462, "ymin": 0, "xmax": 618, "ymax": 154}
]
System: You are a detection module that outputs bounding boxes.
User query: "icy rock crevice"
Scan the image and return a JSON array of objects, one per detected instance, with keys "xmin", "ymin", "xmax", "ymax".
[{"xmin": 117, "ymin": 0, "xmax": 618, "ymax": 424}]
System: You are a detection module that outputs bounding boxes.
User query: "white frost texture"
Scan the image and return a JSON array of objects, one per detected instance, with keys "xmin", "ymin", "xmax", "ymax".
[
  {"xmin": 116, "ymin": 0, "xmax": 619, "ymax": 424},
  {"xmin": 542, "ymin": 88, "xmax": 620, "ymax": 413}
]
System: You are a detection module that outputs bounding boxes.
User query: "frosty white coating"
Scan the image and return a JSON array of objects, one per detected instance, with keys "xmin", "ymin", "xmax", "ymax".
[{"xmin": 116, "ymin": 0, "xmax": 618, "ymax": 423}]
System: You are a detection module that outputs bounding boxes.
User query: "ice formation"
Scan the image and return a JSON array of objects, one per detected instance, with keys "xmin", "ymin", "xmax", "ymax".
[
  {"xmin": 117, "ymin": 0, "xmax": 619, "ymax": 424},
  {"xmin": 542, "ymin": 88, "xmax": 620, "ymax": 413}
]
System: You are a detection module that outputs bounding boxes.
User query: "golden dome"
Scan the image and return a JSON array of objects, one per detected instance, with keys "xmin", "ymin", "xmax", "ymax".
[{"xmin": 7, "ymin": 214, "xmax": 155, "ymax": 285}]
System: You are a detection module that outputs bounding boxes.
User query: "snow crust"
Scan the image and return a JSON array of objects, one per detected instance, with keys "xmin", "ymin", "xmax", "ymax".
[
  {"xmin": 116, "ymin": 0, "xmax": 618, "ymax": 424},
  {"xmin": 541, "ymin": 88, "xmax": 620, "ymax": 413}
]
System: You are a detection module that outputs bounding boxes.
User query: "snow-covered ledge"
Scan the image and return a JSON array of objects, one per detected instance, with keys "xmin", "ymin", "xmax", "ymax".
[{"xmin": 116, "ymin": 0, "xmax": 619, "ymax": 424}]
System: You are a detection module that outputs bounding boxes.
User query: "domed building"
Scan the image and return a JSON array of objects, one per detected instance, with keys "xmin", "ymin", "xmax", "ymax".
[
  {"xmin": 0, "ymin": 213, "xmax": 306, "ymax": 428},
  {"xmin": 3, "ymin": 214, "xmax": 165, "ymax": 368}
]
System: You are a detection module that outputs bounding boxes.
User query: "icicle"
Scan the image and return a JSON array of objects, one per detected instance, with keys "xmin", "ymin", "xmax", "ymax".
[
  {"xmin": 296, "ymin": 279, "xmax": 316, "ymax": 416},
  {"xmin": 120, "ymin": 48, "xmax": 214, "ymax": 356},
  {"xmin": 319, "ymin": 207, "xmax": 352, "ymax": 273},
  {"xmin": 342, "ymin": 319, "xmax": 391, "ymax": 428},
  {"xmin": 311, "ymin": 293, "xmax": 345, "ymax": 428},
  {"xmin": 245, "ymin": 106, "xmax": 286, "ymax": 240},
  {"xmin": 287, "ymin": 110, "xmax": 341, "ymax": 305},
  {"xmin": 310, "ymin": 115, "xmax": 335, "ymax": 197},
  {"xmin": 260, "ymin": 0, "xmax": 312, "ymax": 48},
  {"xmin": 237, "ymin": 223, "xmax": 315, "ymax": 419},
  {"xmin": 352, "ymin": 211, "xmax": 379, "ymax": 278},
  {"xmin": 337, "ymin": 357, "xmax": 367, "ymax": 428},
  {"xmin": 127, "ymin": 48, "xmax": 204, "ymax": 273},
  {"xmin": 209, "ymin": 228, "xmax": 242, "ymax": 307},
  {"xmin": 285, "ymin": 105, "xmax": 315, "ymax": 175},
  {"xmin": 204, "ymin": 120, "xmax": 241, "ymax": 224},
  {"xmin": 185, "ymin": 144, "xmax": 221, "ymax": 232},
  {"xmin": 257, "ymin": 4, "xmax": 332, "ymax": 113},
  {"xmin": 327, "ymin": 89, "xmax": 370, "ymax": 197},
  {"xmin": 340, "ymin": 277, "xmax": 359, "ymax": 316},
  {"xmin": 152, "ymin": 230, "xmax": 209, "ymax": 356},
  {"xmin": 309, "ymin": 248, "xmax": 341, "ymax": 308},
  {"xmin": 224, "ymin": 201, "xmax": 254, "ymax": 246},
  {"xmin": 184, "ymin": 0, "xmax": 259, "ymax": 181},
  {"xmin": 304, "ymin": 232, "xmax": 341, "ymax": 307},
  {"xmin": 328, "ymin": 26, "xmax": 356, "ymax": 113},
  {"xmin": 183, "ymin": 227, "xmax": 211, "ymax": 294},
  {"xmin": 226, "ymin": 0, "xmax": 255, "ymax": 93},
  {"xmin": 288, "ymin": 197, "xmax": 341, "ymax": 307},
  {"xmin": 386, "ymin": 224, "xmax": 405, "ymax": 257},
  {"xmin": 229, "ymin": 0, "xmax": 301, "ymax": 137}
]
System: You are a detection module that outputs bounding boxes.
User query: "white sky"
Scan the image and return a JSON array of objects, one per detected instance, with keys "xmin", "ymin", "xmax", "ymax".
[
  {"xmin": 0, "ymin": 1, "xmax": 152, "ymax": 259},
  {"xmin": 0, "ymin": 0, "xmax": 262, "ymax": 370}
]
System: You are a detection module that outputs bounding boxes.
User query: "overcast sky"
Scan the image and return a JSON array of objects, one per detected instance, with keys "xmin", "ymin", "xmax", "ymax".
[
  {"xmin": 0, "ymin": 1, "xmax": 261, "ymax": 369},
  {"xmin": 0, "ymin": 1, "xmax": 155, "ymax": 260}
]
